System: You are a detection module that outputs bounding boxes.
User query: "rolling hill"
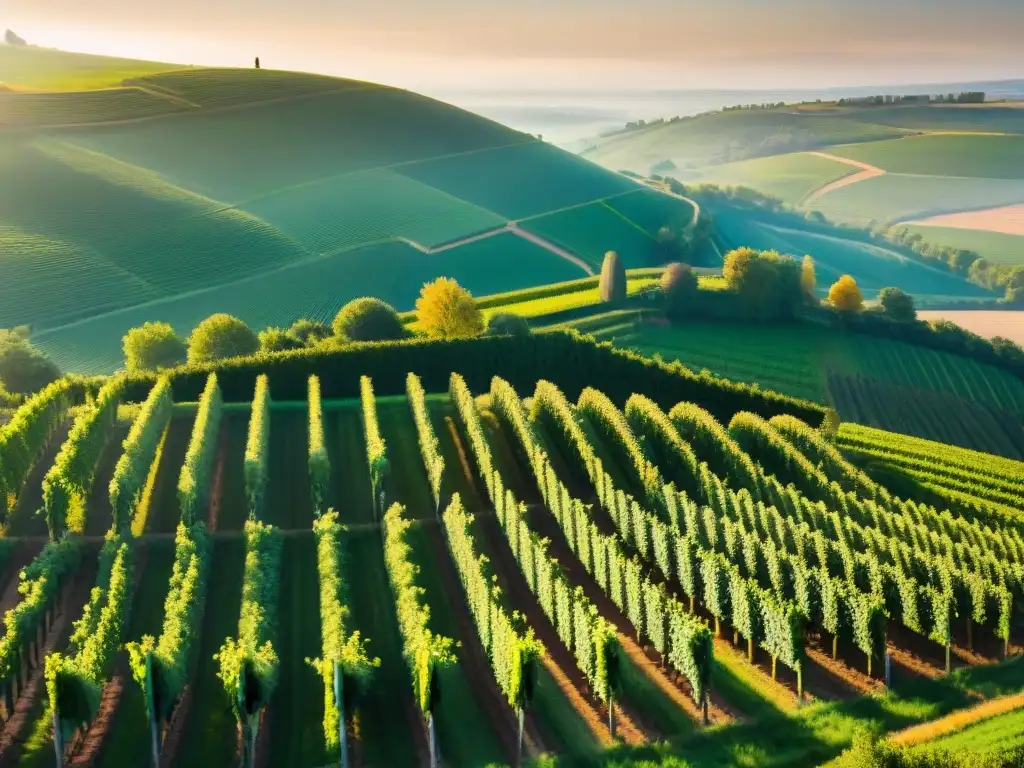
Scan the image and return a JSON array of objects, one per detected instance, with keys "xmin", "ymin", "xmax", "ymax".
[{"xmin": 0, "ymin": 49, "xmax": 699, "ymax": 373}]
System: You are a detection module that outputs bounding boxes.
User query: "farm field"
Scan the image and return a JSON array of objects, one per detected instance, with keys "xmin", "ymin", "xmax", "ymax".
[
  {"xmin": 519, "ymin": 202, "xmax": 658, "ymax": 270},
  {"xmin": 574, "ymin": 316, "xmax": 1024, "ymax": 456},
  {"xmin": 917, "ymin": 310, "xmax": 1024, "ymax": 346},
  {"xmin": 690, "ymin": 152, "xmax": 855, "ymax": 205},
  {"xmin": 826, "ymin": 135, "xmax": 1024, "ymax": 179},
  {"xmin": 901, "ymin": 226, "xmax": 1024, "ymax": 265},
  {"xmin": 2, "ymin": 333, "xmax": 1024, "ymax": 766},
  {"xmin": 0, "ymin": 45, "xmax": 182, "ymax": 91}
]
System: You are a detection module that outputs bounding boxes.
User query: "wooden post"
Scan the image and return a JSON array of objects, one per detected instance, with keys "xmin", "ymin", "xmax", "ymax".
[
  {"xmin": 747, "ymin": 637, "xmax": 754, "ymax": 663},
  {"xmin": 701, "ymin": 691, "xmax": 709, "ymax": 726},
  {"xmin": 945, "ymin": 644, "xmax": 951, "ymax": 676},
  {"xmin": 145, "ymin": 653, "xmax": 160, "ymax": 768},
  {"xmin": 335, "ymin": 662, "xmax": 348, "ymax": 768},
  {"xmin": 867, "ymin": 650, "xmax": 873, "ymax": 678},
  {"xmin": 885, "ymin": 651, "xmax": 892, "ymax": 690},
  {"xmin": 53, "ymin": 706, "xmax": 65, "ymax": 768},
  {"xmin": 516, "ymin": 707, "xmax": 524, "ymax": 768},
  {"xmin": 608, "ymin": 697, "xmax": 615, "ymax": 740},
  {"xmin": 714, "ymin": 617, "xmax": 720, "ymax": 637},
  {"xmin": 771, "ymin": 656, "xmax": 777, "ymax": 681},
  {"xmin": 832, "ymin": 634, "xmax": 838, "ymax": 661},
  {"xmin": 732, "ymin": 629, "xmax": 738, "ymax": 646},
  {"xmin": 428, "ymin": 712, "xmax": 439, "ymax": 768},
  {"xmin": 796, "ymin": 668, "xmax": 803, "ymax": 702},
  {"xmin": 689, "ymin": 596, "xmax": 694, "ymax": 614}
]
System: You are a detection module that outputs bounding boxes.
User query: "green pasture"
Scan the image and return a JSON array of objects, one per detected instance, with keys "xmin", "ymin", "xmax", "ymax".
[
  {"xmin": 830, "ymin": 104, "xmax": 1024, "ymax": 134},
  {"xmin": 919, "ymin": 707, "xmax": 1024, "ymax": 755},
  {"xmin": 826, "ymin": 135, "xmax": 1024, "ymax": 179},
  {"xmin": 692, "ymin": 152, "xmax": 854, "ymax": 204},
  {"xmin": 901, "ymin": 225, "xmax": 1024, "ymax": 265},
  {"xmin": 0, "ymin": 45, "xmax": 181, "ymax": 91},
  {"xmin": 603, "ymin": 186, "xmax": 698, "ymax": 235},
  {"xmin": 0, "ymin": 87, "xmax": 186, "ymax": 127},
  {"xmin": 520, "ymin": 201, "xmax": 657, "ymax": 270}
]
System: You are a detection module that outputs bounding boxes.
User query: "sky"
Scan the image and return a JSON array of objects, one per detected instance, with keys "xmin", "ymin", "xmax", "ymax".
[{"xmin": 6, "ymin": 0, "xmax": 1024, "ymax": 91}]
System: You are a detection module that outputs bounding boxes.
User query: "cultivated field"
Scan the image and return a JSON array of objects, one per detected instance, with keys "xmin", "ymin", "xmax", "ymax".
[
  {"xmin": 901, "ymin": 226, "xmax": 1024, "ymax": 266},
  {"xmin": 917, "ymin": 310, "xmax": 1024, "ymax": 346},
  {"xmin": 1, "ymin": 338, "xmax": 1024, "ymax": 767},
  {"xmin": 826, "ymin": 135, "xmax": 1024, "ymax": 180},
  {"xmin": 691, "ymin": 153, "xmax": 855, "ymax": 205}
]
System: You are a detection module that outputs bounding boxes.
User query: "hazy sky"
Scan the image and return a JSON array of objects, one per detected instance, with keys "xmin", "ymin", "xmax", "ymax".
[{"xmin": 7, "ymin": 0, "xmax": 1024, "ymax": 90}]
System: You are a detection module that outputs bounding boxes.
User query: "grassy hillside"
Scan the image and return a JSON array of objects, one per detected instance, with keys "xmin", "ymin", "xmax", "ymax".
[
  {"xmin": 901, "ymin": 226, "xmax": 1024, "ymax": 266},
  {"xmin": 828, "ymin": 135, "xmax": 1024, "ymax": 179},
  {"xmin": 0, "ymin": 45, "xmax": 181, "ymax": 90},
  {"xmin": 0, "ymin": 53, "xmax": 705, "ymax": 372},
  {"xmin": 690, "ymin": 152, "xmax": 855, "ymax": 205}
]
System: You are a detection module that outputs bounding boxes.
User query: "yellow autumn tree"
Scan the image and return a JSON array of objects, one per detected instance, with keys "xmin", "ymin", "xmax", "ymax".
[
  {"xmin": 828, "ymin": 275, "xmax": 864, "ymax": 312},
  {"xmin": 416, "ymin": 277, "xmax": 484, "ymax": 339},
  {"xmin": 801, "ymin": 255, "xmax": 817, "ymax": 299}
]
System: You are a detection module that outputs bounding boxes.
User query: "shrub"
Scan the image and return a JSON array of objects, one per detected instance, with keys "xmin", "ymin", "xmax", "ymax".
[
  {"xmin": 416, "ymin": 278, "xmax": 484, "ymax": 339},
  {"xmin": 258, "ymin": 327, "xmax": 303, "ymax": 353},
  {"xmin": 288, "ymin": 319, "xmax": 332, "ymax": 346},
  {"xmin": 829, "ymin": 275, "xmax": 864, "ymax": 312},
  {"xmin": 123, "ymin": 322, "xmax": 187, "ymax": 373},
  {"xmin": 661, "ymin": 262, "xmax": 699, "ymax": 318},
  {"xmin": 877, "ymin": 287, "xmax": 917, "ymax": 322},
  {"xmin": 486, "ymin": 313, "xmax": 531, "ymax": 337},
  {"xmin": 723, "ymin": 247, "xmax": 802, "ymax": 319},
  {"xmin": 187, "ymin": 314, "xmax": 259, "ymax": 364},
  {"xmin": 0, "ymin": 333, "xmax": 59, "ymax": 394},
  {"xmin": 332, "ymin": 298, "xmax": 405, "ymax": 342},
  {"xmin": 599, "ymin": 251, "xmax": 627, "ymax": 302}
]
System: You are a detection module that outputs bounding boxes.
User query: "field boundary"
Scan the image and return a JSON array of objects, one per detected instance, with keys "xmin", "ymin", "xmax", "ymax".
[{"xmin": 802, "ymin": 152, "xmax": 886, "ymax": 203}]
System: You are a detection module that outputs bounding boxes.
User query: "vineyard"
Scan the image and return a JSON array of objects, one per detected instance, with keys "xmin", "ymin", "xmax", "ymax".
[{"xmin": 0, "ymin": 343, "xmax": 1021, "ymax": 767}]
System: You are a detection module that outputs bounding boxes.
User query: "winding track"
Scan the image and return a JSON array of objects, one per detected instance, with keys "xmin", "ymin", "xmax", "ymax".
[{"xmin": 801, "ymin": 151, "xmax": 887, "ymax": 204}]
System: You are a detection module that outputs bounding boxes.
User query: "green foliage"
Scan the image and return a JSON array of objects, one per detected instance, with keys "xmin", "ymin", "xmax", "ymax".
[
  {"xmin": 257, "ymin": 327, "xmax": 303, "ymax": 354},
  {"xmin": 600, "ymin": 251, "xmax": 627, "ymax": 302},
  {"xmin": 187, "ymin": 313, "xmax": 259, "ymax": 364},
  {"xmin": 0, "ymin": 539, "xmax": 81, "ymax": 682},
  {"xmin": 47, "ymin": 535, "xmax": 132, "ymax": 728},
  {"xmin": 360, "ymin": 376, "xmax": 389, "ymax": 506},
  {"xmin": 722, "ymin": 247, "xmax": 803, "ymax": 319},
  {"xmin": 177, "ymin": 373, "xmax": 223, "ymax": 526},
  {"xmin": 415, "ymin": 277, "xmax": 484, "ymax": 339},
  {"xmin": 770, "ymin": 414, "xmax": 878, "ymax": 498},
  {"xmin": 728, "ymin": 411, "xmax": 831, "ymax": 502},
  {"xmin": 215, "ymin": 519, "xmax": 283, "ymax": 724},
  {"xmin": 381, "ymin": 502, "xmax": 456, "ymax": 714},
  {"xmin": 624, "ymin": 394, "xmax": 700, "ymax": 502},
  {"xmin": 661, "ymin": 262, "xmax": 699, "ymax": 318},
  {"xmin": 832, "ymin": 729, "xmax": 1024, "ymax": 768},
  {"xmin": 333, "ymin": 298, "xmax": 405, "ymax": 342},
  {"xmin": 122, "ymin": 322, "xmax": 187, "ymax": 373},
  {"xmin": 243, "ymin": 374, "xmax": 271, "ymax": 520},
  {"xmin": 441, "ymin": 493, "xmax": 542, "ymax": 708},
  {"xmin": 486, "ymin": 312, "xmax": 531, "ymax": 337},
  {"xmin": 306, "ymin": 510, "xmax": 379, "ymax": 753},
  {"xmin": 127, "ymin": 522, "xmax": 211, "ymax": 724},
  {"xmin": 877, "ymin": 287, "xmax": 918, "ymax": 323},
  {"xmin": 0, "ymin": 377, "xmax": 88, "ymax": 522},
  {"xmin": 288, "ymin": 319, "xmax": 332, "ymax": 346},
  {"xmin": 43, "ymin": 377, "xmax": 125, "ymax": 538},
  {"xmin": 109, "ymin": 376, "xmax": 173, "ymax": 533},
  {"xmin": 406, "ymin": 373, "xmax": 444, "ymax": 509},
  {"xmin": 669, "ymin": 401, "xmax": 762, "ymax": 494},
  {"xmin": 307, "ymin": 376, "xmax": 330, "ymax": 514},
  {"xmin": 0, "ymin": 331, "xmax": 60, "ymax": 395}
]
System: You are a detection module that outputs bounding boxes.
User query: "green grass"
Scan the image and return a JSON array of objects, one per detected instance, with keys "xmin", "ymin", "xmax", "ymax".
[
  {"xmin": 520, "ymin": 200, "xmax": 658, "ymax": 270},
  {"xmin": 692, "ymin": 152, "xmax": 855, "ymax": 205},
  {"xmin": 341, "ymin": 529, "xmax": 423, "ymax": 767},
  {"xmin": 0, "ymin": 45, "xmax": 181, "ymax": 91},
  {"xmin": 806, "ymin": 173, "xmax": 1024, "ymax": 226},
  {"xmin": 712, "ymin": 209, "xmax": 991, "ymax": 302},
  {"xmin": 0, "ymin": 88, "xmax": 186, "ymax": 127},
  {"xmin": 920, "ymin": 708, "xmax": 1024, "ymax": 754},
  {"xmin": 826, "ymin": 135, "xmax": 1024, "ymax": 179},
  {"xmin": 396, "ymin": 141, "xmax": 639, "ymax": 220},
  {"xmin": 266, "ymin": 534, "xmax": 328, "ymax": 766},
  {"xmin": 602, "ymin": 187, "xmax": 697, "ymax": 236},
  {"xmin": 173, "ymin": 537, "xmax": 245, "ymax": 768},
  {"xmin": 830, "ymin": 104, "xmax": 1024, "ymax": 134},
  {"xmin": 95, "ymin": 540, "xmax": 177, "ymax": 768},
  {"xmin": 133, "ymin": 68, "xmax": 368, "ymax": 109},
  {"xmin": 900, "ymin": 226, "xmax": 1024, "ymax": 266}
]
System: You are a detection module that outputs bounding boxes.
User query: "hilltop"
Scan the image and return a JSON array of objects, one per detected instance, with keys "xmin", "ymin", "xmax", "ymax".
[
  {"xmin": 0, "ymin": 47, "xmax": 697, "ymax": 373},
  {"xmin": 578, "ymin": 100, "xmax": 1024, "ymax": 284}
]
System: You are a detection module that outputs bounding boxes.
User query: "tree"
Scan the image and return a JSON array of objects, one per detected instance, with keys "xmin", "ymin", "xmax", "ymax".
[
  {"xmin": 828, "ymin": 275, "xmax": 864, "ymax": 312},
  {"xmin": 416, "ymin": 278, "xmax": 484, "ymax": 339},
  {"xmin": 877, "ymin": 287, "xmax": 916, "ymax": 322},
  {"xmin": 800, "ymin": 256, "xmax": 817, "ymax": 300},
  {"xmin": 258, "ymin": 327, "xmax": 303, "ymax": 353},
  {"xmin": 4, "ymin": 30, "xmax": 26, "ymax": 46},
  {"xmin": 122, "ymin": 322, "xmax": 187, "ymax": 373},
  {"xmin": 187, "ymin": 314, "xmax": 259, "ymax": 364},
  {"xmin": 255, "ymin": 57, "xmax": 261, "ymax": 69},
  {"xmin": 661, "ymin": 262, "xmax": 698, "ymax": 318},
  {"xmin": 333, "ymin": 298, "xmax": 405, "ymax": 342},
  {"xmin": 287, "ymin": 319, "xmax": 331, "ymax": 346},
  {"xmin": 599, "ymin": 251, "xmax": 627, "ymax": 302},
  {"xmin": 723, "ymin": 247, "xmax": 802, "ymax": 319},
  {"xmin": 486, "ymin": 313, "xmax": 530, "ymax": 337},
  {"xmin": 0, "ymin": 333, "xmax": 59, "ymax": 394}
]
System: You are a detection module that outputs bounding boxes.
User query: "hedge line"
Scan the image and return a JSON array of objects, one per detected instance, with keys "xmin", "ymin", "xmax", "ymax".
[{"xmin": 120, "ymin": 331, "xmax": 825, "ymax": 427}]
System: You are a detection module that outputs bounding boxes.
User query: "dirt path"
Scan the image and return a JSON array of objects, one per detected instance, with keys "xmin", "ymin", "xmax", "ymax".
[
  {"xmin": 424, "ymin": 525, "xmax": 545, "ymax": 762},
  {"xmin": 802, "ymin": 151, "xmax": 887, "ymax": 203},
  {"xmin": 890, "ymin": 690, "xmax": 1024, "ymax": 747},
  {"xmin": 0, "ymin": 541, "xmax": 44, "ymax": 617},
  {"xmin": 507, "ymin": 224, "xmax": 597, "ymax": 275},
  {"xmin": 206, "ymin": 427, "xmax": 227, "ymax": 532},
  {"xmin": 4, "ymin": 421, "xmax": 71, "ymax": 538}
]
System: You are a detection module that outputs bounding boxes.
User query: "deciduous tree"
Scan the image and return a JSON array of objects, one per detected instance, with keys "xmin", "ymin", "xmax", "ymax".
[
  {"xmin": 877, "ymin": 287, "xmax": 916, "ymax": 322},
  {"xmin": 661, "ymin": 262, "xmax": 698, "ymax": 318},
  {"xmin": 487, "ymin": 312, "xmax": 531, "ymax": 336},
  {"xmin": 332, "ymin": 298, "xmax": 405, "ymax": 342},
  {"xmin": 187, "ymin": 314, "xmax": 259, "ymax": 364},
  {"xmin": 723, "ymin": 248, "xmax": 802, "ymax": 319},
  {"xmin": 416, "ymin": 278, "xmax": 484, "ymax": 339},
  {"xmin": 599, "ymin": 251, "xmax": 627, "ymax": 302},
  {"xmin": 828, "ymin": 275, "xmax": 864, "ymax": 313},
  {"xmin": 258, "ymin": 327, "xmax": 303, "ymax": 353},
  {"xmin": 122, "ymin": 322, "xmax": 187, "ymax": 373},
  {"xmin": 0, "ymin": 332, "xmax": 59, "ymax": 394}
]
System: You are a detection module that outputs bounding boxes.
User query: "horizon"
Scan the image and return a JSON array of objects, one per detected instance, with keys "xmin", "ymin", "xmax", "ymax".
[{"xmin": 6, "ymin": 0, "xmax": 1024, "ymax": 92}]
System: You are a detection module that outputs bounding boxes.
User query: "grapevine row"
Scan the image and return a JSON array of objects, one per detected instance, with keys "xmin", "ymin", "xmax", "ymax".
[
  {"xmin": 441, "ymin": 493, "xmax": 543, "ymax": 709},
  {"xmin": 215, "ymin": 519, "xmax": 283, "ymax": 747},
  {"xmin": 109, "ymin": 377, "xmax": 173, "ymax": 534},
  {"xmin": 360, "ymin": 376, "xmax": 388, "ymax": 514},
  {"xmin": 406, "ymin": 373, "xmax": 444, "ymax": 512},
  {"xmin": 46, "ymin": 535, "xmax": 133, "ymax": 734},
  {"xmin": 243, "ymin": 374, "xmax": 271, "ymax": 521},
  {"xmin": 177, "ymin": 374, "xmax": 223, "ymax": 526},
  {"xmin": 307, "ymin": 376, "xmax": 330, "ymax": 514},
  {"xmin": 308, "ymin": 510, "xmax": 378, "ymax": 755},
  {"xmin": 43, "ymin": 378, "xmax": 125, "ymax": 538},
  {"xmin": 768, "ymin": 415, "xmax": 880, "ymax": 500},
  {"xmin": 449, "ymin": 373, "xmax": 620, "ymax": 705},
  {"xmin": 0, "ymin": 377, "xmax": 88, "ymax": 522},
  {"xmin": 127, "ymin": 522, "xmax": 211, "ymax": 735}
]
